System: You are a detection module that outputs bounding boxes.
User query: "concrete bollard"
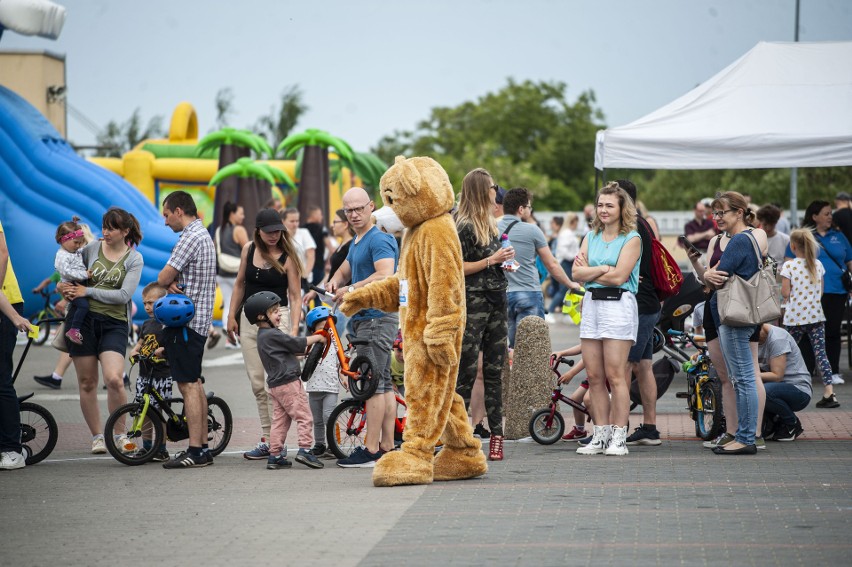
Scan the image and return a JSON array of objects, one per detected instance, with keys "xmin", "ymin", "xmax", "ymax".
[{"xmin": 502, "ymin": 316, "xmax": 553, "ymax": 439}]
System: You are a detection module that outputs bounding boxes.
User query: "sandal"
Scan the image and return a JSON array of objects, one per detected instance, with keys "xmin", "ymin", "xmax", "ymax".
[{"xmin": 488, "ymin": 435, "xmax": 504, "ymax": 461}]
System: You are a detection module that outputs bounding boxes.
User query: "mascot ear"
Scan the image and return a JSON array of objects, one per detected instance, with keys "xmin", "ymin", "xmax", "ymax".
[{"xmin": 382, "ymin": 155, "xmax": 420, "ymax": 197}]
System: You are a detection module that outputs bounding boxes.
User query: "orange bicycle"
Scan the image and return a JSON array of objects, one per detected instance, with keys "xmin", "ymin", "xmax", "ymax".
[{"xmin": 300, "ymin": 285, "xmax": 377, "ymax": 401}]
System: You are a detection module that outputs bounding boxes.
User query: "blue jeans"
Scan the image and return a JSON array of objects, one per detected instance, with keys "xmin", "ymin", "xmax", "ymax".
[
  {"xmin": 764, "ymin": 382, "xmax": 811, "ymax": 425},
  {"xmin": 718, "ymin": 324, "xmax": 759, "ymax": 445},
  {"xmin": 0, "ymin": 303, "xmax": 23, "ymax": 452},
  {"xmin": 507, "ymin": 291, "xmax": 545, "ymax": 348},
  {"xmin": 547, "ymin": 260, "xmax": 574, "ymax": 313}
]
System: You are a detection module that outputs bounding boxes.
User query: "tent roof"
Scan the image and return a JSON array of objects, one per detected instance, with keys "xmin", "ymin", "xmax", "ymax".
[{"xmin": 594, "ymin": 41, "xmax": 852, "ymax": 170}]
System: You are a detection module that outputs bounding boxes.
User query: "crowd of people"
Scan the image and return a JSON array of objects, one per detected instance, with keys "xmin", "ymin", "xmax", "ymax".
[{"xmin": 1, "ymin": 177, "xmax": 849, "ymax": 471}]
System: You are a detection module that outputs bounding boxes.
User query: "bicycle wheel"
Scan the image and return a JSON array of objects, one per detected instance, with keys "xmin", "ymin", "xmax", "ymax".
[
  {"xmin": 104, "ymin": 402, "xmax": 164, "ymax": 465},
  {"xmin": 206, "ymin": 396, "xmax": 233, "ymax": 457},
  {"xmin": 301, "ymin": 342, "xmax": 325, "ymax": 382},
  {"xmin": 694, "ymin": 377, "xmax": 724, "ymax": 441},
  {"xmin": 30, "ymin": 314, "xmax": 51, "ymax": 346},
  {"xmin": 528, "ymin": 407, "xmax": 565, "ymax": 445},
  {"xmin": 326, "ymin": 398, "xmax": 367, "ymax": 459},
  {"xmin": 19, "ymin": 402, "xmax": 58, "ymax": 465},
  {"xmin": 348, "ymin": 355, "xmax": 378, "ymax": 402}
]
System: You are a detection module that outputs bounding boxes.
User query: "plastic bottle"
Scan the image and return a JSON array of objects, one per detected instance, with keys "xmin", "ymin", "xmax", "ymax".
[{"xmin": 500, "ymin": 234, "xmax": 519, "ymax": 271}]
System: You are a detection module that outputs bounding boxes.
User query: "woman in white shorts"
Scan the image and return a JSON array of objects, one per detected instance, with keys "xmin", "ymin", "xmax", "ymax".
[{"xmin": 572, "ymin": 181, "xmax": 642, "ymax": 456}]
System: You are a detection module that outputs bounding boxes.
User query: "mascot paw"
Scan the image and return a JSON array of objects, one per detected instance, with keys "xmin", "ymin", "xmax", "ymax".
[
  {"xmin": 372, "ymin": 450, "xmax": 434, "ymax": 487},
  {"xmin": 432, "ymin": 446, "xmax": 488, "ymax": 482},
  {"xmin": 426, "ymin": 341, "xmax": 455, "ymax": 367},
  {"xmin": 338, "ymin": 292, "xmax": 365, "ymax": 317}
]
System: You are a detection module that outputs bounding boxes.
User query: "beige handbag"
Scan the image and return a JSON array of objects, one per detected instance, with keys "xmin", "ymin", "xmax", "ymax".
[
  {"xmin": 51, "ymin": 321, "xmax": 69, "ymax": 353},
  {"xmin": 717, "ymin": 231, "xmax": 781, "ymax": 327},
  {"xmin": 215, "ymin": 228, "xmax": 242, "ymax": 273}
]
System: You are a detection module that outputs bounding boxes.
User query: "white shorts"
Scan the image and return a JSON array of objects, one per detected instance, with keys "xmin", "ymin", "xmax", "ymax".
[{"xmin": 579, "ymin": 291, "xmax": 639, "ymax": 344}]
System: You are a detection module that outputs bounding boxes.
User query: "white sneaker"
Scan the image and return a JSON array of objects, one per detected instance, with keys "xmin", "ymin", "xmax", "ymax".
[
  {"xmin": 576, "ymin": 425, "xmax": 611, "ymax": 455},
  {"xmin": 115, "ymin": 434, "xmax": 137, "ymax": 453},
  {"xmin": 832, "ymin": 374, "xmax": 845, "ymax": 385},
  {"xmin": 544, "ymin": 314, "xmax": 557, "ymax": 324},
  {"xmin": 0, "ymin": 450, "xmax": 26, "ymax": 470},
  {"xmin": 604, "ymin": 425, "xmax": 629, "ymax": 456},
  {"xmin": 91, "ymin": 436, "xmax": 107, "ymax": 454}
]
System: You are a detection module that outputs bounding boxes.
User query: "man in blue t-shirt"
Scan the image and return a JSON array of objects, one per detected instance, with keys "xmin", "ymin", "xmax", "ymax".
[
  {"xmin": 325, "ymin": 187, "xmax": 399, "ymax": 468},
  {"xmin": 497, "ymin": 188, "xmax": 580, "ymax": 346}
]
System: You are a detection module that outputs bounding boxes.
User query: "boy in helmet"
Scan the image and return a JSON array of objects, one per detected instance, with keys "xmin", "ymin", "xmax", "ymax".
[
  {"xmin": 245, "ymin": 291, "xmax": 326, "ymax": 470},
  {"xmin": 304, "ymin": 306, "xmax": 342, "ymax": 458}
]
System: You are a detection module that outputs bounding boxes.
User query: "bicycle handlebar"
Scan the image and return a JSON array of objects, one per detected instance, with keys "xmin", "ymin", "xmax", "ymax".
[
  {"xmin": 310, "ymin": 285, "xmax": 331, "ymax": 297},
  {"xmin": 549, "ymin": 354, "xmax": 575, "ymax": 370}
]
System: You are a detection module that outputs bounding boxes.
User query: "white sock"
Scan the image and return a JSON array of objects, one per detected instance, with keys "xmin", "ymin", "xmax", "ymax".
[{"xmin": 52, "ymin": 372, "xmax": 62, "ymax": 381}]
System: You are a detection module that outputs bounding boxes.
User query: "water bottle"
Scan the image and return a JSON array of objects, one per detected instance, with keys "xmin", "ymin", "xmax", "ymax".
[{"xmin": 500, "ymin": 234, "xmax": 518, "ymax": 270}]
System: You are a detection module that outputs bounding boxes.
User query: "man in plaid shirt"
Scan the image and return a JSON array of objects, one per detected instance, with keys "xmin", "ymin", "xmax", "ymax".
[{"xmin": 158, "ymin": 191, "xmax": 217, "ymax": 469}]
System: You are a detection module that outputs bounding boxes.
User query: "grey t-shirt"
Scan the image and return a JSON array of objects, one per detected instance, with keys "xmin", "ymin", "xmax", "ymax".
[
  {"xmin": 257, "ymin": 327, "xmax": 308, "ymax": 388},
  {"xmin": 497, "ymin": 215, "xmax": 548, "ymax": 293},
  {"xmin": 757, "ymin": 325, "xmax": 813, "ymax": 397}
]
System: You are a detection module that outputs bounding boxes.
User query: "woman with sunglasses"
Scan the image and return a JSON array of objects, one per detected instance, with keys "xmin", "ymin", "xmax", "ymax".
[{"xmin": 703, "ymin": 191, "xmax": 769, "ymax": 455}]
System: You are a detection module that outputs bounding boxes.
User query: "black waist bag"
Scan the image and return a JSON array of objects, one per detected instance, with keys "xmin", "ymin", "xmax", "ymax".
[{"xmin": 590, "ymin": 287, "xmax": 625, "ymax": 301}]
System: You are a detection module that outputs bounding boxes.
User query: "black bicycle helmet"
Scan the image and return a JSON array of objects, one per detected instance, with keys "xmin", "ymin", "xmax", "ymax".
[{"xmin": 244, "ymin": 291, "xmax": 282, "ymax": 325}]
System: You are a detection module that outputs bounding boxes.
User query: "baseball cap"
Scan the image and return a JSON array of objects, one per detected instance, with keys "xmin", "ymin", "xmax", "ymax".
[
  {"xmin": 255, "ymin": 208, "xmax": 286, "ymax": 232},
  {"xmin": 836, "ymin": 191, "xmax": 851, "ymax": 201},
  {"xmin": 493, "ymin": 185, "xmax": 507, "ymax": 205}
]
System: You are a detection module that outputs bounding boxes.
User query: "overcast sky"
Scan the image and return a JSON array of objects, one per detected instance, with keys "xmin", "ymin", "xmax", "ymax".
[{"xmin": 2, "ymin": 0, "xmax": 850, "ymax": 153}]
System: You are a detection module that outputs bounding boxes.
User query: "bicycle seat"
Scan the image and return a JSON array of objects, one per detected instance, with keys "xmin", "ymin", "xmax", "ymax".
[
  {"xmin": 205, "ymin": 391, "xmax": 215, "ymax": 399},
  {"xmin": 17, "ymin": 392, "xmax": 35, "ymax": 403},
  {"xmin": 349, "ymin": 338, "xmax": 370, "ymax": 346}
]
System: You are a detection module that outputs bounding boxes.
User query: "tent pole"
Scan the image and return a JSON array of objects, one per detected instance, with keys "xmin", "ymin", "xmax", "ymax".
[{"xmin": 790, "ymin": 167, "xmax": 798, "ymax": 228}]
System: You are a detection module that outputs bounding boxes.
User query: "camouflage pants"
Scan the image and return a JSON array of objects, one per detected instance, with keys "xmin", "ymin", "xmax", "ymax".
[{"xmin": 456, "ymin": 290, "xmax": 508, "ymax": 436}]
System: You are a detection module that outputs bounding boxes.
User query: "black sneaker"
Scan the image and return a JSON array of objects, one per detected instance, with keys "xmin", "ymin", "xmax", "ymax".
[
  {"xmin": 473, "ymin": 424, "xmax": 491, "ymax": 439},
  {"xmin": 626, "ymin": 424, "xmax": 662, "ymax": 446},
  {"xmin": 295, "ymin": 448, "xmax": 324, "ymax": 469},
  {"xmin": 773, "ymin": 420, "xmax": 804, "ymax": 442},
  {"xmin": 816, "ymin": 394, "xmax": 840, "ymax": 408},
  {"xmin": 152, "ymin": 449, "xmax": 170, "ymax": 462},
  {"xmin": 267, "ymin": 453, "xmax": 292, "ymax": 470},
  {"xmin": 310, "ymin": 443, "xmax": 327, "ymax": 457},
  {"xmin": 162, "ymin": 451, "xmax": 210, "ymax": 469},
  {"xmin": 34, "ymin": 375, "xmax": 61, "ymax": 390}
]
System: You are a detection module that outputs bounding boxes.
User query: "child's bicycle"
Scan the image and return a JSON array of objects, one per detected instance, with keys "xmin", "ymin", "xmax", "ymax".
[
  {"xmin": 14, "ymin": 318, "xmax": 62, "ymax": 464},
  {"xmin": 528, "ymin": 355, "xmax": 591, "ymax": 444},
  {"xmin": 301, "ymin": 285, "xmax": 377, "ymax": 402},
  {"xmin": 664, "ymin": 329, "xmax": 725, "ymax": 441},
  {"xmin": 103, "ymin": 354, "xmax": 233, "ymax": 465},
  {"xmin": 30, "ymin": 288, "xmax": 64, "ymax": 345},
  {"xmin": 326, "ymin": 393, "xmax": 408, "ymax": 459}
]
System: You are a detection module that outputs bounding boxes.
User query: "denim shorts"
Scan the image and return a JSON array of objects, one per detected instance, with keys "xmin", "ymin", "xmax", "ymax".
[
  {"xmin": 351, "ymin": 313, "xmax": 399, "ymax": 395},
  {"xmin": 628, "ymin": 310, "xmax": 661, "ymax": 362},
  {"xmin": 67, "ymin": 310, "xmax": 129, "ymax": 358}
]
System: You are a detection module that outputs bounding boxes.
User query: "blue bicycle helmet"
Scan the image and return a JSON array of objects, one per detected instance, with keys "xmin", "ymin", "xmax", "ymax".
[
  {"xmin": 153, "ymin": 294, "xmax": 195, "ymax": 328},
  {"xmin": 306, "ymin": 306, "xmax": 334, "ymax": 330}
]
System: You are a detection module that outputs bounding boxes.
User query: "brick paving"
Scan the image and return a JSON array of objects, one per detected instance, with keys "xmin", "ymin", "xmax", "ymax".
[{"xmin": 2, "ymin": 318, "xmax": 851, "ymax": 566}]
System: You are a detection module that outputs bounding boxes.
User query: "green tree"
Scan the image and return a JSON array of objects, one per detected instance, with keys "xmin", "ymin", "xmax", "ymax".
[
  {"xmin": 95, "ymin": 108, "xmax": 163, "ymax": 157},
  {"xmin": 373, "ymin": 79, "xmax": 605, "ymax": 211},
  {"xmin": 254, "ymin": 85, "xmax": 309, "ymax": 149},
  {"xmin": 213, "ymin": 87, "xmax": 235, "ymax": 130}
]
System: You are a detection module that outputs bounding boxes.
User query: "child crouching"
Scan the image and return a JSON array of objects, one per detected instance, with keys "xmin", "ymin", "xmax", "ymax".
[{"xmin": 245, "ymin": 291, "xmax": 326, "ymax": 470}]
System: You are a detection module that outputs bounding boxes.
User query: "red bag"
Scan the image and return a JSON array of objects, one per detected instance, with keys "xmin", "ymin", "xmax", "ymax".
[{"xmin": 639, "ymin": 217, "xmax": 683, "ymax": 300}]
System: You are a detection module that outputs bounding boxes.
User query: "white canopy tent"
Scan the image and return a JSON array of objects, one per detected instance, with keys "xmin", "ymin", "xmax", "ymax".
[{"xmin": 594, "ymin": 41, "xmax": 852, "ymax": 171}]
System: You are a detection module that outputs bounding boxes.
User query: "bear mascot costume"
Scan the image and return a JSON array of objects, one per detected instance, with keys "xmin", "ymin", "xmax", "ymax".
[{"xmin": 339, "ymin": 155, "xmax": 488, "ymax": 487}]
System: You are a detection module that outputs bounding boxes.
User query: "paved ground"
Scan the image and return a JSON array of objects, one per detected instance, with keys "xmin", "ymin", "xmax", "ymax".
[{"xmin": 2, "ymin": 317, "xmax": 851, "ymax": 566}]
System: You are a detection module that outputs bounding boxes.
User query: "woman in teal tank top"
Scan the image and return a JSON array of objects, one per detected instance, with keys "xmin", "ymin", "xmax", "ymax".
[{"xmin": 572, "ymin": 182, "xmax": 642, "ymax": 456}]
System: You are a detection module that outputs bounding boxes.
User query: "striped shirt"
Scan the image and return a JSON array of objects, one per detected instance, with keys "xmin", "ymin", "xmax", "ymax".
[{"xmin": 167, "ymin": 219, "xmax": 216, "ymax": 335}]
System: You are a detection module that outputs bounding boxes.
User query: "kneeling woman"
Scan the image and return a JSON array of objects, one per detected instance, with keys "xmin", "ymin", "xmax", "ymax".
[{"xmin": 572, "ymin": 182, "xmax": 641, "ymax": 456}]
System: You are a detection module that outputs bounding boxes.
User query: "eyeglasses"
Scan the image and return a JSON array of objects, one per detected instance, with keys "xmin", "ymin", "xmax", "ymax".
[
  {"xmin": 522, "ymin": 204, "xmax": 534, "ymax": 212},
  {"xmin": 332, "ymin": 219, "xmax": 346, "ymax": 225},
  {"xmin": 712, "ymin": 209, "xmax": 734, "ymax": 218},
  {"xmin": 343, "ymin": 203, "xmax": 371, "ymax": 216}
]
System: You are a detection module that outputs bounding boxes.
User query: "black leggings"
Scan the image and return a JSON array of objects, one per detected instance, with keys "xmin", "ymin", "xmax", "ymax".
[{"xmin": 797, "ymin": 293, "xmax": 846, "ymax": 375}]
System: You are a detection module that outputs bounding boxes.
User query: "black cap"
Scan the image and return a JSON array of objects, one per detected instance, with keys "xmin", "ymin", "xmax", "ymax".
[
  {"xmin": 836, "ymin": 191, "xmax": 851, "ymax": 202},
  {"xmin": 494, "ymin": 185, "xmax": 507, "ymax": 205},
  {"xmin": 255, "ymin": 208, "xmax": 286, "ymax": 232}
]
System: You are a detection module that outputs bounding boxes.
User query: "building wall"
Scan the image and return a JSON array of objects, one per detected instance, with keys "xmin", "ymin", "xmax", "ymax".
[{"xmin": 0, "ymin": 51, "xmax": 66, "ymax": 137}]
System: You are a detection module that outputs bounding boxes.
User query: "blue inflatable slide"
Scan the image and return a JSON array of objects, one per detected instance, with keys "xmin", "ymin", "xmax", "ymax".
[{"xmin": 0, "ymin": 85, "xmax": 177, "ymax": 317}]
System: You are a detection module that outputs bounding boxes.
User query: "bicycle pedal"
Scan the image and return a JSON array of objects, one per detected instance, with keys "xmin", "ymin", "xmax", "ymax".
[{"xmin": 675, "ymin": 392, "xmax": 690, "ymax": 399}]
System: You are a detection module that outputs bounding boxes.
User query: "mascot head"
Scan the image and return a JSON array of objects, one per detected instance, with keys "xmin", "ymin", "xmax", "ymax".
[{"xmin": 379, "ymin": 156, "xmax": 454, "ymax": 229}]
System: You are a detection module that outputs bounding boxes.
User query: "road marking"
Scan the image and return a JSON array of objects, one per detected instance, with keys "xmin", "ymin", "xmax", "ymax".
[
  {"xmin": 29, "ymin": 394, "xmax": 108, "ymax": 401},
  {"xmin": 202, "ymin": 352, "xmax": 244, "ymax": 368}
]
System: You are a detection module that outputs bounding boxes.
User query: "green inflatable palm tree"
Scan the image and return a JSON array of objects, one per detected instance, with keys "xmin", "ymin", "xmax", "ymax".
[{"xmin": 277, "ymin": 128, "xmax": 354, "ymax": 222}]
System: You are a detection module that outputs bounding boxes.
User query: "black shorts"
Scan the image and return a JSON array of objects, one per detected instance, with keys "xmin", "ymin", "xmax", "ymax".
[
  {"xmin": 162, "ymin": 327, "xmax": 206, "ymax": 383},
  {"xmin": 67, "ymin": 309, "xmax": 129, "ymax": 358}
]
